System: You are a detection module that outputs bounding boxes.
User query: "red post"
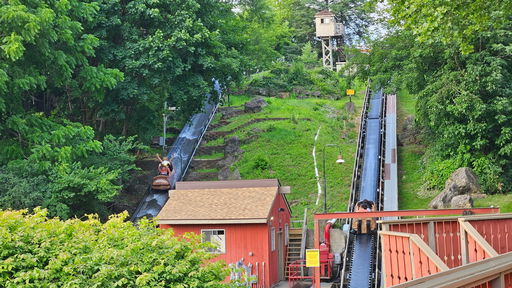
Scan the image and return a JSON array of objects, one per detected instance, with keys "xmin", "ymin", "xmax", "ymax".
[{"xmin": 314, "ymin": 219, "xmax": 320, "ymax": 287}]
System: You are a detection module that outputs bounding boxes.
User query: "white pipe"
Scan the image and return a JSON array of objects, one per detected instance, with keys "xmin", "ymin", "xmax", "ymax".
[
  {"xmin": 262, "ymin": 262, "xmax": 265, "ymax": 288},
  {"xmin": 313, "ymin": 126, "xmax": 322, "ymax": 205},
  {"xmin": 255, "ymin": 262, "xmax": 259, "ymax": 288}
]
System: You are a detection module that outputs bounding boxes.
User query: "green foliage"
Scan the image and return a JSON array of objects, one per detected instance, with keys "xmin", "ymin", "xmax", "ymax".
[
  {"xmin": 356, "ymin": 2, "xmax": 512, "ymax": 194},
  {"xmin": 0, "ymin": 114, "xmax": 145, "ymax": 219},
  {"xmin": 0, "ymin": 208, "xmax": 228, "ymax": 287},
  {"xmin": 299, "ymin": 42, "xmax": 319, "ymax": 68},
  {"xmin": 422, "ymin": 157, "xmax": 465, "ymax": 191},
  {"xmin": 84, "ymin": 135, "xmax": 146, "ymax": 182},
  {"xmin": 87, "ymin": 0, "xmax": 246, "ymax": 137},
  {"xmin": 245, "ymin": 61, "xmax": 346, "ymax": 98},
  {"xmin": 252, "ymin": 155, "xmax": 271, "ymax": 171},
  {"xmin": 0, "ymin": 0, "xmax": 122, "ymax": 118},
  {"xmin": 387, "ymin": 0, "xmax": 512, "ymax": 53}
]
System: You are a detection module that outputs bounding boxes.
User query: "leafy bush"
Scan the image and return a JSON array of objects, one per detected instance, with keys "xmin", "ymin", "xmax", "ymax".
[
  {"xmin": 472, "ymin": 156, "xmax": 504, "ymax": 194},
  {"xmin": 84, "ymin": 135, "xmax": 147, "ymax": 183},
  {"xmin": 0, "ymin": 209, "xmax": 228, "ymax": 287},
  {"xmin": 252, "ymin": 156, "xmax": 270, "ymax": 171},
  {"xmin": 421, "ymin": 158, "xmax": 462, "ymax": 191}
]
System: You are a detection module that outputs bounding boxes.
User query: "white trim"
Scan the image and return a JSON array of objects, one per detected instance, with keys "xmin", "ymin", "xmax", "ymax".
[{"xmin": 157, "ymin": 218, "xmax": 267, "ymax": 225}]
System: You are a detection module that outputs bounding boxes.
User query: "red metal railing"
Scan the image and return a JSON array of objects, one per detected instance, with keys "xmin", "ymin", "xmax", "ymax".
[
  {"xmin": 287, "ymin": 259, "xmax": 333, "ymax": 288},
  {"xmin": 287, "ymin": 260, "xmax": 313, "ymax": 288}
]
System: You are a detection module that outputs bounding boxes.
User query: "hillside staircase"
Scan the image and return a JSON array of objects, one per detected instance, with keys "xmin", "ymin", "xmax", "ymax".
[{"xmin": 286, "ymin": 209, "xmax": 308, "ymax": 279}]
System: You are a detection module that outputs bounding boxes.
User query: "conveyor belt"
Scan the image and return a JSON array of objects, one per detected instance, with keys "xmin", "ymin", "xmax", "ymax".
[{"xmin": 346, "ymin": 89, "xmax": 383, "ymax": 288}]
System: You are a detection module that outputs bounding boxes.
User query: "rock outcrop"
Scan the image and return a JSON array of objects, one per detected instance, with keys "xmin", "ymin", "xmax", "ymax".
[
  {"xmin": 450, "ymin": 195, "xmax": 473, "ymax": 208},
  {"xmin": 399, "ymin": 115, "xmax": 421, "ymax": 145},
  {"xmin": 217, "ymin": 136, "xmax": 243, "ymax": 180},
  {"xmin": 429, "ymin": 167, "xmax": 480, "ymax": 209},
  {"xmin": 244, "ymin": 96, "xmax": 268, "ymax": 113}
]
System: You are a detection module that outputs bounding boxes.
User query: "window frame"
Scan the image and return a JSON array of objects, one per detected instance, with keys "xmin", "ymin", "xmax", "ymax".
[{"xmin": 201, "ymin": 229, "xmax": 226, "ymax": 254}]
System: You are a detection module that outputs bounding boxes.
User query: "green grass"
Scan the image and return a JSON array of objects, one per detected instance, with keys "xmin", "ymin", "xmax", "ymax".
[
  {"xmin": 473, "ymin": 194, "xmax": 512, "ymax": 212},
  {"xmin": 223, "ymin": 95, "xmax": 252, "ymax": 107},
  {"xmin": 397, "ymin": 145, "xmax": 430, "ymax": 209},
  {"xmin": 195, "ymin": 168, "xmax": 219, "ymax": 173},
  {"xmin": 218, "ymin": 87, "xmax": 366, "ymax": 218},
  {"xmin": 396, "ymin": 88, "xmax": 432, "ymax": 210}
]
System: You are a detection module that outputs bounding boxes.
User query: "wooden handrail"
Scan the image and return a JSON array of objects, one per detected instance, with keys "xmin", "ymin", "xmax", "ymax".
[
  {"xmin": 300, "ymin": 208, "xmax": 308, "ymax": 260},
  {"xmin": 390, "ymin": 252, "xmax": 512, "ymax": 288}
]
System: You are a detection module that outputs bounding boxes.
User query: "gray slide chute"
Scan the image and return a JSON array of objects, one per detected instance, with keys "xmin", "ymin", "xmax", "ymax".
[{"xmin": 131, "ymin": 81, "xmax": 221, "ymax": 222}]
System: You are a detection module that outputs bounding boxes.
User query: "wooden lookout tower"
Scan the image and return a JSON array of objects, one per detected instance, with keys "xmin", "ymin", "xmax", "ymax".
[{"xmin": 314, "ymin": 10, "xmax": 345, "ymax": 70}]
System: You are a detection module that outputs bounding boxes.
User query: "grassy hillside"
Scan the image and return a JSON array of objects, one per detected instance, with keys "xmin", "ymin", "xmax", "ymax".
[
  {"xmin": 396, "ymin": 89, "xmax": 429, "ymax": 210},
  {"xmin": 212, "ymin": 88, "xmax": 366, "ymax": 219}
]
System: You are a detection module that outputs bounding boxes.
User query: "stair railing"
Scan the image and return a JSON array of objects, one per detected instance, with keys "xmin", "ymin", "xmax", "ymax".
[{"xmin": 300, "ymin": 208, "xmax": 308, "ymax": 261}]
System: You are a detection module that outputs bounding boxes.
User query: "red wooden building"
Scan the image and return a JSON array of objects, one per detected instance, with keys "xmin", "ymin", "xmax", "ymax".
[{"xmin": 157, "ymin": 179, "xmax": 292, "ymax": 287}]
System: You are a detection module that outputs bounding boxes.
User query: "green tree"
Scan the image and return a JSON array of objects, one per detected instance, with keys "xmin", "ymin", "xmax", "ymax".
[
  {"xmin": 387, "ymin": 0, "xmax": 512, "ymax": 53},
  {"xmin": 0, "ymin": 208, "xmax": 228, "ymax": 287},
  {"xmin": 0, "ymin": 114, "xmax": 145, "ymax": 219},
  {"xmin": 299, "ymin": 42, "xmax": 319, "ymax": 68},
  {"xmin": 0, "ymin": 0, "xmax": 123, "ymax": 121},
  {"xmin": 87, "ymin": 0, "xmax": 246, "ymax": 138}
]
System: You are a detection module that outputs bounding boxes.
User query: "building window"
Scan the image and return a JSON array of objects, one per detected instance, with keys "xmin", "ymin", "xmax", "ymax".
[
  {"xmin": 271, "ymin": 227, "xmax": 276, "ymax": 251},
  {"xmin": 285, "ymin": 224, "xmax": 289, "ymax": 245},
  {"xmin": 201, "ymin": 229, "xmax": 226, "ymax": 254}
]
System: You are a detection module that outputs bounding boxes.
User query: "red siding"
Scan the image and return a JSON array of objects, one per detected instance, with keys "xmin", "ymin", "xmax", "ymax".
[
  {"xmin": 160, "ymin": 192, "xmax": 291, "ymax": 288},
  {"xmin": 266, "ymin": 192, "xmax": 291, "ymax": 286}
]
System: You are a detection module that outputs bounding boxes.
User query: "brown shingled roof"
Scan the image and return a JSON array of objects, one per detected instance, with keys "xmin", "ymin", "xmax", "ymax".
[
  {"xmin": 175, "ymin": 179, "xmax": 279, "ymax": 190},
  {"xmin": 157, "ymin": 187, "xmax": 279, "ymax": 224},
  {"xmin": 315, "ymin": 10, "xmax": 335, "ymax": 17}
]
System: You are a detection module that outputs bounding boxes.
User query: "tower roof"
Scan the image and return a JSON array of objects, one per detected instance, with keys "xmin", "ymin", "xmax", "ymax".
[{"xmin": 315, "ymin": 10, "xmax": 335, "ymax": 17}]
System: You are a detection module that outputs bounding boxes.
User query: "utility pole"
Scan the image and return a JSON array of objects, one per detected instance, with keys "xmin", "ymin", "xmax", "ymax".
[{"xmin": 162, "ymin": 102, "xmax": 176, "ymax": 151}]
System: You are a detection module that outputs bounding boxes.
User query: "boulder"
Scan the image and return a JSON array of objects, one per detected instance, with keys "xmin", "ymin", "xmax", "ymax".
[
  {"xmin": 224, "ymin": 136, "xmax": 242, "ymax": 156},
  {"xmin": 217, "ymin": 155, "xmax": 237, "ymax": 168},
  {"xmin": 218, "ymin": 167, "xmax": 241, "ymax": 180},
  {"xmin": 278, "ymin": 92, "xmax": 290, "ymax": 99},
  {"xmin": 399, "ymin": 115, "xmax": 421, "ymax": 145},
  {"xmin": 221, "ymin": 107, "xmax": 244, "ymax": 119},
  {"xmin": 450, "ymin": 195, "xmax": 473, "ymax": 208},
  {"xmin": 244, "ymin": 96, "xmax": 268, "ymax": 113},
  {"xmin": 429, "ymin": 167, "xmax": 480, "ymax": 209},
  {"xmin": 344, "ymin": 101, "xmax": 355, "ymax": 114}
]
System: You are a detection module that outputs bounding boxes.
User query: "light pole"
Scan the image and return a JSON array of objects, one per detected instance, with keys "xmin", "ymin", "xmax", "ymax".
[
  {"xmin": 322, "ymin": 143, "xmax": 345, "ymax": 213},
  {"xmin": 162, "ymin": 102, "xmax": 176, "ymax": 151}
]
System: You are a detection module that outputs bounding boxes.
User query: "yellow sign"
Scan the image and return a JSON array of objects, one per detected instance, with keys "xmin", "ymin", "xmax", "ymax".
[
  {"xmin": 346, "ymin": 89, "xmax": 355, "ymax": 96},
  {"xmin": 305, "ymin": 249, "xmax": 320, "ymax": 267}
]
